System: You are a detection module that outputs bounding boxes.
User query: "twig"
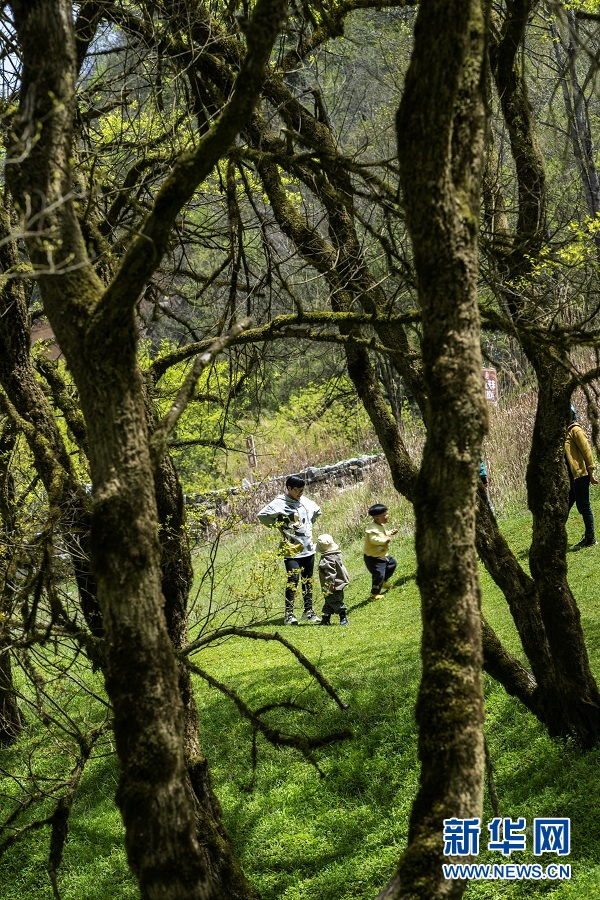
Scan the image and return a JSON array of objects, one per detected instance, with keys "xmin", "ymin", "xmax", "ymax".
[
  {"xmin": 187, "ymin": 660, "xmax": 352, "ymax": 775},
  {"xmin": 186, "ymin": 625, "xmax": 350, "ymax": 710},
  {"xmin": 150, "ymin": 318, "xmax": 252, "ymax": 466}
]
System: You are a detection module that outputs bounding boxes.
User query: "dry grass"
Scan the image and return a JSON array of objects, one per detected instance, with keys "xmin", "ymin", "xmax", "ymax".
[
  {"xmin": 225, "ymin": 393, "xmax": 538, "ymax": 529},
  {"xmin": 200, "ymin": 383, "xmax": 597, "ymax": 530},
  {"xmin": 485, "ymin": 382, "xmax": 599, "ymax": 515},
  {"xmin": 485, "ymin": 390, "xmax": 536, "ymax": 514}
]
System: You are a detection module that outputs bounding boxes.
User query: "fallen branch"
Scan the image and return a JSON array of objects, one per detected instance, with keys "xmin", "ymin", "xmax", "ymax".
[
  {"xmin": 187, "ymin": 659, "xmax": 352, "ymax": 776},
  {"xmin": 186, "ymin": 625, "xmax": 350, "ymax": 710}
]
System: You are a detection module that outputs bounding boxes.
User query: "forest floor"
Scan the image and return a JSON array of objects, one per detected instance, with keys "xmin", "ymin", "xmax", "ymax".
[{"xmin": 1, "ymin": 476, "xmax": 600, "ymax": 899}]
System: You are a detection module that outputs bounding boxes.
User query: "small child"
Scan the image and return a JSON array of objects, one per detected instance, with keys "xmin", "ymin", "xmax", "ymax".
[
  {"xmin": 315, "ymin": 534, "xmax": 350, "ymax": 626},
  {"xmin": 363, "ymin": 503, "xmax": 398, "ymax": 600}
]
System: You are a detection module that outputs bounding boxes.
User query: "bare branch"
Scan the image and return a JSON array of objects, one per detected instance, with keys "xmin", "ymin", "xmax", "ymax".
[
  {"xmin": 187, "ymin": 658, "xmax": 352, "ymax": 774},
  {"xmin": 186, "ymin": 626, "xmax": 350, "ymax": 711},
  {"xmin": 150, "ymin": 317, "xmax": 252, "ymax": 466},
  {"xmin": 99, "ymin": 0, "xmax": 289, "ymax": 323}
]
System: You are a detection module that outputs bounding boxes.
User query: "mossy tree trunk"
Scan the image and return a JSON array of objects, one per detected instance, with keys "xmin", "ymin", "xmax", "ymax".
[
  {"xmin": 6, "ymin": 0, "xmax": 285, "ymax": 896},
  {"xmin": 380, "ymin": 3, "xmax": 489, "ymax": 898},
  {"xmin": 0, "ymin": 420, "xmax": 23, "ymax": 745},
  {"xmin": 149, "ymin": 399, "xmax": 260, "ymax": 900},
  {"xmin": 488, "ymin": 1, "xmax": 600, "ymax": 746},
  {"xmin": 524, "ymin": 357, "xmax": 600, "ymax": 746}
]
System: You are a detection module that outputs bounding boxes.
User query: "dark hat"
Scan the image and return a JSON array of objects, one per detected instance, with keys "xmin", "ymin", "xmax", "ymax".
[{"xmin": 368, "ymin": 503, "xmax": 388, "ymax": 517}]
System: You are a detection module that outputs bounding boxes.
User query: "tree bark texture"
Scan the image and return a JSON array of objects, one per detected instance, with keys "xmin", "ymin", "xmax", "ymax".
[
  {"xmin": 474, "ymin": 491, "xmax": 555, "ymax": 712},
  {"xmin": 6, "ymin": 0, "xmax": 285, "ymax": 896},
  {"xmin": 0, "ymin": 421, "xmax": 23, "ymax": 745},
  {"xmin": 385, "ymin": 2, "xmax": 489, "ymax": 898},
  {"xmin": 489, "ymin": 2, "xmax": 600, "ymax": 746},
  {"xmin": 480, "ymin": 617, "xmax": 542, "ymax": 717},
  {"xmin": 524, "ymin": 359, "xmax": 600, "ymax": 746},
  {"xmin": 490, "ymin": 1, "xmax": 547, "ymax": 259},
  {"xmin": 149, "ymin": 397, "xmax": 260, "ymax": 900}
]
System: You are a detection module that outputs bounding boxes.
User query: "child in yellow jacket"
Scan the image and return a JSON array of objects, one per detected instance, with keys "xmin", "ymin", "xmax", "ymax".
[{"xmin": 363, "ymin": 503, "xmax": 398, "ymax": 599}]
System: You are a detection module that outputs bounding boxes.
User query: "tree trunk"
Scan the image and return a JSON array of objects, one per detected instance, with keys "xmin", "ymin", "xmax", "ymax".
[
  {"xmin": 150, "ymin": 399, "xmax": 261, "ymax": 900},
  {"xmin": 7, "ymin": 0, "xmax": 285, "ymax": 895},
  {"xmin": 524, "ymin": 360, "xmax": 600, "ymax": 746},
  {"xmin": 489, "ymin": 3, "xmax": 600, "ymax": 746},
  {"xmin": 481, "ymin": 617, "xmax": 542, "ymax": 717},
  {"xmin": 474, "ymin": 491, "xmax": 557, "ymax": 713},
  {"xmin": 0, "ymin": 420, "xmax": 23, "ymax": 745},
  {"xmin": 383, "ymin": 3, "xmax": 488, "ymax": 898},
  {"xmin": 77, "ymin": 342, "xmax": 218, "ymax": 899}
]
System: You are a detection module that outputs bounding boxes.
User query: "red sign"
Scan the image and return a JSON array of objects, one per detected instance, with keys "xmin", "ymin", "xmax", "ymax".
[{"xmin": 482, "ymin": 368, "xmax": 498, "ymax": 404}]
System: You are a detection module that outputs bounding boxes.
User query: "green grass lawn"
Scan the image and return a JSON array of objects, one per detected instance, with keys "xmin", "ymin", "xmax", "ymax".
[{"xmin": 1, "ymin": 483, "xmax": 600, "ymax": 898}]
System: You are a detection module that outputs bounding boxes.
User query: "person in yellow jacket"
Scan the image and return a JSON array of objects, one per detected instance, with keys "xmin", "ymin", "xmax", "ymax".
[
  {"xmin": 363, "ymin": 503, "xmax": 398, "ymax": 599},
  {"xmin": 565, "ymin": 405, "xmax": 598, "ymax": 550}
]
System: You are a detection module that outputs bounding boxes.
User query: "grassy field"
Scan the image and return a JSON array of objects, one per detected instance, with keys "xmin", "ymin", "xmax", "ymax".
[{"xmin": 1, "ymin": 477, "xmax": 600, "ymax": 899}]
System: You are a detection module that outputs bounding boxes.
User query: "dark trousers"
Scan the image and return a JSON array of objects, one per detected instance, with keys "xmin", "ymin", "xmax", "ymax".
[
  {"xmin": 284, "ymin": 555, "xmax": 315, "ymax": 615},
  {"xmin": 322, "ymin": 589, "xmax": 347, "ymax": 617},
  {"xmin": 363, "ymin": 554, "xmax": 397, "ymax": 594},
  {"xmin": 568, "ymin": 474, "xmax": 595, "ymax": 541}
]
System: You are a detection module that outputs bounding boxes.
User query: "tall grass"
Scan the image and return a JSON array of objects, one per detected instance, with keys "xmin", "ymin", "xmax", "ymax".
[
  {"xmin": 232, "ymin": 385, "xmax": 541, "ymax": 525},
  {"xmin": 485, "ymin": 383, "xmax": 599, "ymax": 515},
  {"xmin": 485, "ymin": 390, "xmax": 536, "ymax": 514}
]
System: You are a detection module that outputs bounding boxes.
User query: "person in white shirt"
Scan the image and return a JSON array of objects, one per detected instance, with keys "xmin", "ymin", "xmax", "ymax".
[{"xmin": 257, "ymin": 475, "xmax": 322, "ymax": 624}]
